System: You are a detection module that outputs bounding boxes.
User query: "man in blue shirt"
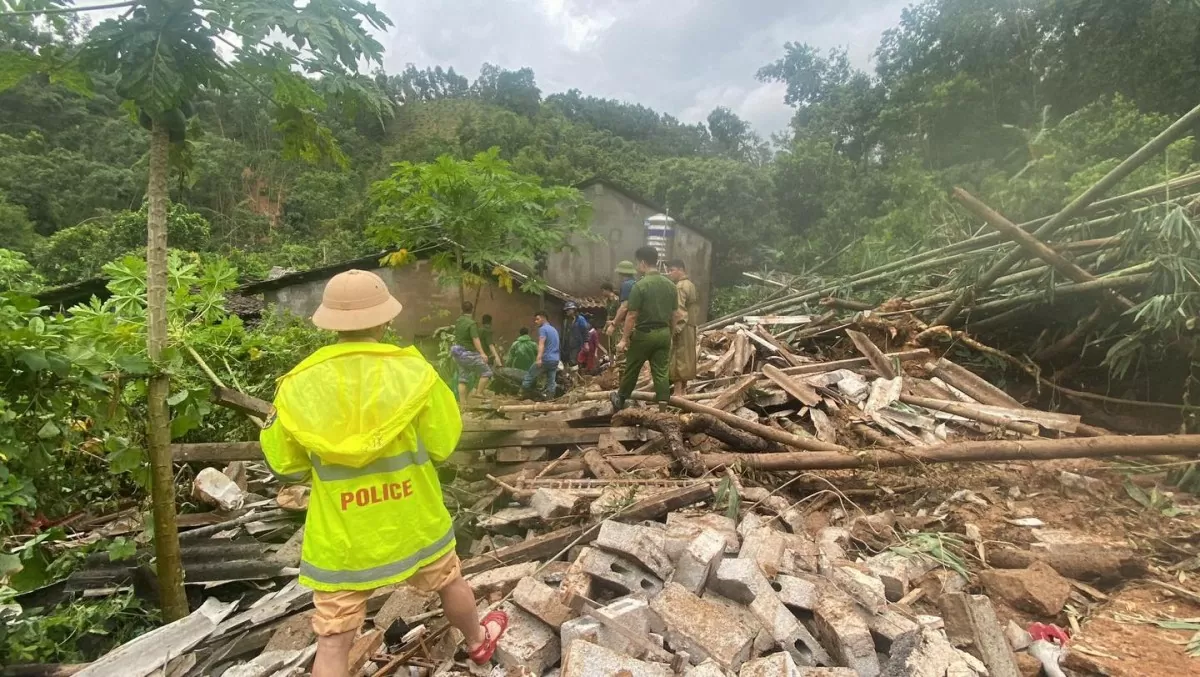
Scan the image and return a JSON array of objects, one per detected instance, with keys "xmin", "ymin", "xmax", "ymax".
[
  {"xmin": 561, "ymin": 301, "xmax": 591, "ymax": 367},
  {"xmin": 605, "ymin": 260, "xmax": 637, "ymax": 339},
  {"xmin": 522, "ymin": 311, "xmax": 561, "ymax": 400}
]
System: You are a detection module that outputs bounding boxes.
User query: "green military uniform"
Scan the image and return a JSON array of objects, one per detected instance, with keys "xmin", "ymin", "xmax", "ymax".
[
  {"xmin": 453, "ymin": 314, "xmax": 479, "ymax": 348},
  {"xmin": 479, "ymin": 324, "xmax": 495, "ymax": 358},
  {"xmin": 618, "ymin": 271, "xmax": 677, "ymax": 403}
]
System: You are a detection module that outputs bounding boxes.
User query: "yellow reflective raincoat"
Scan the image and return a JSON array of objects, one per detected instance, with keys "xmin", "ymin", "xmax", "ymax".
[{"xmin": 260, "ymin": 342, "xmax": 462, "ymax": 592}]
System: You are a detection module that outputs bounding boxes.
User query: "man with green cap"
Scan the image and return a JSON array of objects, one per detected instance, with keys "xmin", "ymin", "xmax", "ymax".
[
  {"xmin": 613, "ymin": 246, "xmax": 678, "ymax": 409},
  {"xmin": 604, "ymin": 259, "xmax": 638, "ymax": 339}
]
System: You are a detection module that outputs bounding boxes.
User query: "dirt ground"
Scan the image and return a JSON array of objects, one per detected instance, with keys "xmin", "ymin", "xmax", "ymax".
[{"xmin": 817, "ymin": 457, "xmax": 1200, "ymax": 675}]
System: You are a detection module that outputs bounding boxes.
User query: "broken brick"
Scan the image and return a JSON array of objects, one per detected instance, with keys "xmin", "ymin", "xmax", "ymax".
[
  {"xmin": 866, "ymin": 551, "xmax": 938, "ymax": 602},
  {"xmin": 466, "ymin": 561, "xmax": 540, "ymax": 597},
  {"xmin": 561, "ymin": 640, "xmax": 672, "ymax": 677},
  {"xmin": 494, "ymin": 601, "xmax": 560, "ymax": 676},
  {"xmin": 739, "ymin": 652, "xmax": 802, "ymax": 677},
  {"xmin": 512, "ymin": 577, "xmax": 577, "ymax": 629},
  {"xmin": 596, "ymin": 520, "xmax": 674, "ymax": 579},
  {"xmin": 576, "ymin": 546, "xmax": 664, "ymax": 597},
  {"xmin": 532, "ymin": 488, "xmax": 585, "ymax": 519},
  {"xmin": 650, "ymin": 583, "xmax": 756, "ymax": 671},
  {"xmin": 674, "ymin": 528, "xmax": 726, "ymax": 594}
]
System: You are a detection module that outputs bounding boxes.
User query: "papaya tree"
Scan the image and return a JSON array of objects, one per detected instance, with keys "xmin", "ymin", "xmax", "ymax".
[
  {"xmin": 1, "ymin": 0, "xmax": 391, "ymax": 620},
  {"xmin": 369, "ymin": 148, "xmax": 593, "ymax": 303}
]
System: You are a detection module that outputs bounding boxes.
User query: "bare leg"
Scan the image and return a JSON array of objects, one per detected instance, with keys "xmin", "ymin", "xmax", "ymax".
[
  {"xmin": 438, "ymin": 575, "xmax": 502, "ymax": 652},
  {"xmin": 457, "ymin": 382, "xmax": 469, "ymax": 408},
  {"xmin": 474, "ymin": 376, "xmax": 490, "ymax": 398},
  {"xmin": 312, "ymin": 630, "xmax": 355, "ymax": 677},
  {"xmin": 673, "ymin": 380, "xmax": 688, "ymax": 397}
]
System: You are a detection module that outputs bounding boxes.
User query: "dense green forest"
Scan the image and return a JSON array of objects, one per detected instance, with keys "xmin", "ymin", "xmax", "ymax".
[
  {"xmin": 4, "ymin": 0, "xmax": 1198, "ymax": 291},
  {"xmin": 2, "ymin": 0, "xmax": 1200, "ymax": 662}
]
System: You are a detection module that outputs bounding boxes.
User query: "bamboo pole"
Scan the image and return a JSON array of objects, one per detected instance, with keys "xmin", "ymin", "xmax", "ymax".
[
  {"xmin": 966, "ymin": 273, "xmax": 1151, "ymax": 317},
  {"xmin": 898, "ymin": 394, "xmax": 1040, "ymax": 436},
  {"xmin": 705, "ymin": 173, "xmax": 1200, "ymax": 330},
  {"xmin": 935, "ymin": 102, "xmax": 1200, "ymax": 326},
  {"xmin": 952, "ymin": 188, "xmax": 1137, "ymax": 311}
]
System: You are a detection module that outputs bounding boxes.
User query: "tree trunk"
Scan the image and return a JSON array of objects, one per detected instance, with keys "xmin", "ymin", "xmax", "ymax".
[{"xmin": 146, "ymin": 120, "xmax": 188, "ymax": 622}]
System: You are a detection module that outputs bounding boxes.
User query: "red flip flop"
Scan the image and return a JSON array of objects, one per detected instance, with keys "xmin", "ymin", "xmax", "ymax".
[{"xmin": 468, "ymin": 609, "xmax": 509, "ymax": 665}]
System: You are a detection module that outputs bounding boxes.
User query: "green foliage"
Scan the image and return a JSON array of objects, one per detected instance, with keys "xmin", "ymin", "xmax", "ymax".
[
  {"xmin": 0, "ymin": 589, "xmax": 158, "ymax": 664},
  {"xmin": 369, "ymin": 148, "xmax": 594, "ymax": 292},
  {"xmin": 0, "ymin": 249, "xmax": 41, "ymax": 292},
  {"xmin": 35, "ymin": 203, "xmax": 213, "ymax": 285}
]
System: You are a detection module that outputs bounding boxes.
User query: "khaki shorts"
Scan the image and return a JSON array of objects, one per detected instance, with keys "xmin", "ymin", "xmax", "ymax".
[{"xmin": 311, "ymin": 551, "xmax": 462, "ymax": 636}]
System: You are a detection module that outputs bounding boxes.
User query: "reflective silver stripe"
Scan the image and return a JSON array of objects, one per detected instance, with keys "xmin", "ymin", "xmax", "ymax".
[
  {"xmin": 299, "ymin": 527, "xmax": 456, "ymax": 585},
  {"xmin": 310, "ymin": 441, "xmax": 431, "ymax": 482},
  {"xmin": 271, "ymin": 469, "xmax": 310, "ymax": 483}
]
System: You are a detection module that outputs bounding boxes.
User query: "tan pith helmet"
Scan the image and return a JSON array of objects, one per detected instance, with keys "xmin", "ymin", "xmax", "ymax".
[{"xmin": 312, "ymin": 269, "xmax": 403, "ymax": 332}]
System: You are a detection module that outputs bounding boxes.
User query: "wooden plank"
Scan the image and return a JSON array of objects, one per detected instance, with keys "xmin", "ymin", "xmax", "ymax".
[
  {"xmin": 708, "ymin": 375, "xmax": 759, "ymax": 412},
  {"xmin": 462, "ymin": 419, "xmax": 570, "ymax": 432},
  {"xmin": 761, "ymin": 364, "xmax": 821, "ymax": 406},
  {"xmin": 845, "ymin": 329, "xmax": 897, "ymax": 379},
  {"xmin": 754, "ymin": 326, "xmax": 806, "ymax": 367},
  {"xmin": 348, "ymin": 629, "xmax": 383, "ymax": 675}
]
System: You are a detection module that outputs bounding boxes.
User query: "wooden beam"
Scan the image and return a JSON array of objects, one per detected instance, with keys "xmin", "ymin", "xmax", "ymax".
[
  {"xmin": 761, "ymin": 364, "xmax": 821, "ymax": 407},
  {"xmin": 708, "ymin": 375, "xmax": 759, "ymax": 412},
  {"xmin": 213, "ymin": 386, "xmax": 272, "ymax": 419},
  {"xmin": 845, "ymin": 329, "xmax": 897, "ymax": 379}
]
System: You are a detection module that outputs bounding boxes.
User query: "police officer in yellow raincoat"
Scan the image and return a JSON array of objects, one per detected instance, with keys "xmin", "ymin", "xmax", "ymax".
[{"xmin": 261, "ymin": 270, "xmax": 507, "ymax": 677}]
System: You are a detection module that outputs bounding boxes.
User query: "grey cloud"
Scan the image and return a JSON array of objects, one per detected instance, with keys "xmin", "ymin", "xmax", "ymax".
[{"xmin": 374, "ymin": 0, "xmax": 909, "ymax": 136}]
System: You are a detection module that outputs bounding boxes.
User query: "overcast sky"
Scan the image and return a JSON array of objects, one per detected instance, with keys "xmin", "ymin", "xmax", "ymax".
[{"xmin": 374, "ymin": 0, "xmax": 912, "ymax": 137}]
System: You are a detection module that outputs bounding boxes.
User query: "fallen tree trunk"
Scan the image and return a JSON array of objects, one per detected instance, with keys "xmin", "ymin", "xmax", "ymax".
[
  {"xmin": 680, "ymin": 413, "xmax": 780, "ymax": 452},
  {"xmin": 613, "ymin": 409, "xmax": 704, "ymax": 476}
]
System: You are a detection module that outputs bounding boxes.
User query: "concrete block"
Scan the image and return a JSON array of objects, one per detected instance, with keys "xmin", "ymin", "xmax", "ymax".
[
  {"xmin": 576, "ymin": 546, "xmax": 664, "ymax": 597},
  {"xmin": 667, "ymin": 513, "xmax": 741, "ymax": 558},
  {"xmin": 478, "ymin": 506, "xmax": 540, "ymax": 530},
  {"xmin": 685, "ymin": 660, "xmax": 731, "ymax": 677},
  {"xmin": 864, "ymin": 608, "xmax": 920, "ymax": 653},
  {"xmin": 590, "ymin": 485, "xmax": 650, "ymax": 517},
  {"xmin": 795, "ymin": 669, "xmax": 857, "ymax": 676},
  {"xmin": 494, "ymin": 601, "xmax": 560, "ymax": 676},
  {"xmin": 829, "ymin": 563, "xmax": 888, "ymax": 614},
  {"xmin": 882, "ymin": 625, "xmax": 985, "ymax": 677},
  {"xmin": 596, "ymin": 521, "xmax": 674, "ymax": 579},
  {"xmin": 561, "ymin": 639, "xmax": 672, "ymax": 677},
  {"xmin": 865, "ymin": 551, "xmax": 938, "ymax": 602},
  {"xmin": 815, "ymin": 527, "xmax": 850, "ymax": 567},
  {"xmin": 532, "ymin": 488, "xmax": 585, "ymax": 519},
  {"xmin": 495, "ymin": 445, "xmax": 548, "ymax": 463},
  {"xmin": 512, "ymin": 577, "xmax": 577, "ymax": 629},
  {"xmin": 809, "ymin": 587, "xmax": 881, "ymax": 677},
  {"xmin": 373, "ymin": 587, "xmax": 435, "ymax": 632},
  {"xmin": 749, "ymin": 593, "xmax": 830, "ymax": 667},
  {"xmin": 466, "ymin": 561, "xmax": 540, "ymax": 597},
  {"xmin": 739, "ymin": 653, "xmax": 802, "ymax": 677},
  {"xmin": 560, "ymin": 596, "xmax": 662, "ymax": 659},
  {"xmin": 650, "ymin": 583, "xmax": 756, "ymax": 671},
  {"xmin": 709, "ymin": 560, "xmax": 829, "ymax": 666},
  {"xmin": 710, "ymin": 558, "xmax": 769, "ymax": 604},
  {"xmin": 781, "ymin": 532, "xmax": 820, "ymax": 575},
  {"xmin": 700, "ymin": 592, "xmax": 768, "ymax": 643},
  {"xmin": 773, "ymin": 574, "xmax": 820, "ymax": 612},
  {"xmin": 740, "ymin": 526, "xmax": 788, "ymax": 578},
  {"xmin": 675, "ymin": 528, "xmax": 726, "ymax": 594}
]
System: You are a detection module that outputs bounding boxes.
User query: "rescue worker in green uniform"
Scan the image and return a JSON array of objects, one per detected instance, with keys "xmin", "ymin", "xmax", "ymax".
[
  {"xmin": 261, "ymin": 270, "xmax": 507, "ymax": 677},
  {"xmin": 612, "ymin": 246, "xmax": 678, "ymax": 409}
]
